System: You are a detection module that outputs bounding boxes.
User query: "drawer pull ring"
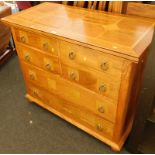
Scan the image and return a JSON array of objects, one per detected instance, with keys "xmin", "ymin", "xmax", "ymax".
[
  {"xmin": 98, "ymin": 106, "xmax": 105, "ymax": 113},
  {"xmin": 69, "ymin": 72, "xmax": 76, "ymax": 80},
  {"xmin": 45, "ymin": 64, "xmax": 51, "ymax": 70},
  {"xmin": 99, "ymin": 85, "xmax": 107, "ymax": 92},
  {"xmin": 96, "ymin": 124, "xmax": 103, "ymax": 131},
  {"xmin": 24, "ymin": 55, "xmax": 30, "ymax": 62},
  {"xmin": 43, "ymin": 43, "xmax": 48, "ymax": 50},
  {"xmin": 32, "ymin": 91, "xmax": 38, "ymax": 97},
  {"xmin": 69, "ymin": 52, "xmax": 76, "ymax": 60},
  {"xmin": 100, "ymin": 62, "xmax": 109, "ymax": 71},
  {"xmin": 29, "ymin": 74, "xmax": 35, "ymax": 80},
  {"xmin": 20, "ymin": 36, "xmax": 26, "ymax": 43}
]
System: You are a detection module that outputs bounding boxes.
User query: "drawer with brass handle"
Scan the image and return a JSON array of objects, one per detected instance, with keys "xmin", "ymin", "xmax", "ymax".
[
  {"xmin": 42, "ymin": 42, "xmax": 48, "ymax": 51},
  {"xmin": 99, "ymin": 85, "xmax": 107, "ymax": 93},
  {"xmin": 27, "ymin": 85, "xmax": 48, "ymax": 102},
  {"xmin": 17, "ymin": 43, "xmax": 61, "ymax": 75},
  {"xmin": 60, "ymin": 40, "xmax": 124, "ymax": 79},
  {"xmin": 14, "ymin": 29, "xmax": 59, "ymax": 56},
  {"xmin": 27, "ymin": 83, "xmax": 114, "ymax": 137},
  {"xmin": 98, "ymin": 106, "xmax": 105, "ymax": 113},
  {"xmin": 20, "ymin": 36, "xmax": 26, "ymax": 43},
  {"xmin": 100, "ymin": 62, "xmax": 109, "ymax": 71},
  {"xmin": 32, "ymin": 90, "xmax": 38, "ymax": 97},
  {"xmin": 61, "ymin": 64, "xmax": 120, "ymax": 100},
  {"xmin": 78, "ymin": 107, "xmax": 114, "ymax": 137},
  {"xmin": 24, "ymin": 53, "xmax": 30, "ymax": 62},
  {"xmin": 40, "ymin": 38, "xmax": 57, "ymax": 55},
  {"xmin": 69, "ymin": 71, "xmax": 77, "ymax": 81},
  {"xmin": 95, "ymin": 123, "xmax": 111, "ymax": 135},
  {"xmin": 28, "ymin": 69, "xmax": 37, "ymax": 81},
  {"xmin": 68, "ymin": 51, "xmax": 76, "ymax": 60},
  {"xmin": 96, "ymin": 124, "xmax": 103, "ymax": 131},
  {"xmin": 22, "ymin": 62, "xmax": 117, "ymax": 122},
  {"xmin": 29, "ymin": 73, "xmax": 35, "ymax": 81},
  {"xmin": 44, "ymin": 63, "xmax": 52, "ymax": 71}
]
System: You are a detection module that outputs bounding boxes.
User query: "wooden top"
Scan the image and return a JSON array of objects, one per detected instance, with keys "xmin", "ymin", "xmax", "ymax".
[{"xmin": 2, "ymin": 2, "xmax": 155, "ymax": 61}]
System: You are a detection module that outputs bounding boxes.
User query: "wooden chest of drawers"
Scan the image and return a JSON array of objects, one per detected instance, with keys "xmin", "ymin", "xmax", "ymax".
[{"xmin": 2, "ymin": 3, "xmax": 155, "ymax": 151}]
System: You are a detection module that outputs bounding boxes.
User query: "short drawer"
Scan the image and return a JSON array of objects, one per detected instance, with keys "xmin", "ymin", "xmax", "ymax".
[
  {"xmin": 17, "ymin": 43, "xmax": 61, "ymax": 75},
  {"xmin": 14, "ymin": 28, "xmax": 59, "ymax": 56},
  {"xmin": 61, "ymin": 64, "xmax": 120, "ymax": 100},
  {"xmin": 27, "ymin": 83, "xmax": 114, "ymax": 137},
  {"xmin": 21, "ymin": 62, "xmax": 117, "ymax": 123},
  {"xmin": 60, "ymin": 40, "xmax": 124, "ymax": 79}
]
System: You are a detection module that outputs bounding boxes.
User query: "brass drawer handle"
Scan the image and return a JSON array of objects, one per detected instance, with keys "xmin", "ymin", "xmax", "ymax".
[
  {"xmin": 98, "ymin": 106, "xmax": 104, "ymax": 113},
  {"xmin": 100, "ymin": 62, "xmax": 109, "ymax": 71},
  {"xmin": 24, "ymin": 54, "xmax": 30, "ymax": 62},
  {"xmin": 69, "ymin": 52, "xmax": 76, "ymax": 60},
  {"xmin": 20, "ymin": 36, "xmax": 26, "ymax": 43},
  {"xmin": 29, "ymin": 74, "xmax": 35, "ymax": 80},
  {"xmin": 69, "ymin": 72, "xmax": 76, "ymax": 80},
  {"xmin": 32, "ymin": 90, "xmax": 38, "ymax": 97},
  {"xmin": 43, "ymin": 42, "xmax": 48, "ymax": 50},
  {"xmin": 45, "ymin": 63, "xmax": 51, "ymax": 70},
  {"xmin": 99, "ymin": 85, "xmax": 107, "ymax": 93},
  {"xmin": 96, "ymin": 124, "xmax": 103, "ymax": 131}
]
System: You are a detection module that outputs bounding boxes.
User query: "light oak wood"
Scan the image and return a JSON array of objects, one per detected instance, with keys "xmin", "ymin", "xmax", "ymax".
[
  {"xmin": 2, "ymin": 3, "xmax": 155, "ymax": 61},
  {"xmin": 61, "ymin": 64, "xmax": 121, "ymax": 100},
  {"xmin": 26, "ymin": 93, "xmax": 120, "ymax": 149},
  {"xmin": 16, "ymin": 43, "xmax": 61, "ymax": 75},
  {"xmin": 21, "ymin": 62, "xmax": 117, "ymax": 123},
  {"xmin": 2, "ymin": 2, "xmax": 155, "ymax": 151},
  {"xmin": 59, "ymin": 40, "xmax": 123, "ymax": 78},
  {"xmin": 27, "ymin": 83, "xmax": 114, "ymax": 137},
  {"xmin": 113, "ymin": 60, "xmax": 136, "ymax": 142},
  {"xmin": 14, "ymin": 28, "xmax": 60, "ymax": 56}
]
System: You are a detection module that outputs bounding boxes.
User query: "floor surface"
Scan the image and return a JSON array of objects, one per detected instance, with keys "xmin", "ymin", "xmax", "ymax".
[{"xmin": 0, "ymin": 55, "xmax": 129, "ymax": 153}]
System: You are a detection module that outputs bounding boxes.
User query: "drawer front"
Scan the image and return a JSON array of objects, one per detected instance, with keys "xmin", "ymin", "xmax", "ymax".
[
  {"xmin": 61, "ymin": 64, "xmax": 120, "ymax": 100},
  {"xmin": 21, "ymin": 62, "xmax": 117, "ymax": 122},
  {"xmin": 27, "ymin": 83, "xmax": 114, "ymax": 137},
  {"xmin": 60, "ymin": 41, "xmax": 124, "ymax": 79},
  {"xmin": 17, "ymin": 43, "xmax": 61, "ymax": 75},
  {"xmin": 14, "ymin": 29, "xmax": 59, "ymax": 56}
]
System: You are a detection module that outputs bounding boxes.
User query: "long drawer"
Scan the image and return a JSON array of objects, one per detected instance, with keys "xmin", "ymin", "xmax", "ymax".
[
  {"xmin": 14, "ymin": 29, "xmax": 59, "ymax": 56},
  {"xmin": 27, "ymin": 83, "xmax": 114, "ymax": 137},
  {"xmin": 21, "ymin": 62, "xmax": 117, "ymax": 123},
  {"xmin": 59, "ymin": 40, "xmax": 124, "ymax": 79},
  {"xmin": 61, "ymin": 63, "xmax": 120, "ymax": 100},
  {"xmin": 16, "ymin": 43, "xmax": 61, "ymax": 75}
]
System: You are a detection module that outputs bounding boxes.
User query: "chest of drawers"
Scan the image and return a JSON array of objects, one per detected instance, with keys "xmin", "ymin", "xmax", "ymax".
[{"xmin": 2, "ymin": 2, "xmax": 155, "ymax": 151}]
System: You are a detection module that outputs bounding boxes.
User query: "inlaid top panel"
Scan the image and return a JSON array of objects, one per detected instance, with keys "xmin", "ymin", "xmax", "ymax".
[{"xmin": 2, "ymin": 2, "xmax": 155, "ymax": 61}]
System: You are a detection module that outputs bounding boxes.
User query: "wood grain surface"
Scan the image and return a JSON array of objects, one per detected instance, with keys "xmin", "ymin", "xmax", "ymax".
[{"xmin": 2, "ymin": 2, "xmax": 155, "ymax": 61}]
